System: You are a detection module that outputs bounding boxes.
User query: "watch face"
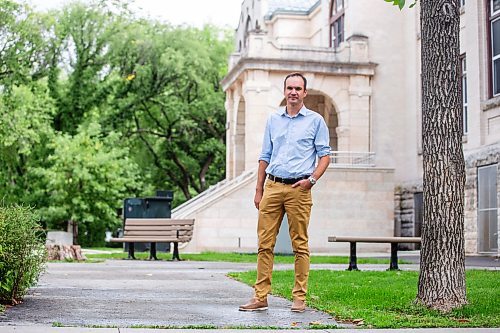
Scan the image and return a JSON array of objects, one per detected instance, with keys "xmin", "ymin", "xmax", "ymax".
[{"xmin": 309, "ymin": 177, "xmax": 316, "ymax": 185}]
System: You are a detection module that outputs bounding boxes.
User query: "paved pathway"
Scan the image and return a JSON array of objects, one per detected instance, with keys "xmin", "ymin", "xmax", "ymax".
[
  {"xmin": 0, "ymin": 327, "xmax": 499, "ymax": 333},
  {"xmin": 0, "ymin": 257, "xmax": 498, "ymax": 333},
  {"xmin": 0, "ymin": 260, "xmax": 340, "ymax": 329}
]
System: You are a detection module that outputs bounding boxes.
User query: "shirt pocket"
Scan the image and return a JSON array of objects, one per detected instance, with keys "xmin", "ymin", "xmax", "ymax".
[
  {"xmin": 296, "ymin": 128, "xmax": 316, "ymax": 150},
  {"xmin": 271, "ymin": 132, "xmax": 287, "ymax": 146}
]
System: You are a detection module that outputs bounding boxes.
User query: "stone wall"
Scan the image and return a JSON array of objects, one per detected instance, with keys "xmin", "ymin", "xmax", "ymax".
[{"xmin": 394, "ymin": 181, "xmax": 423, "ymax": 250}]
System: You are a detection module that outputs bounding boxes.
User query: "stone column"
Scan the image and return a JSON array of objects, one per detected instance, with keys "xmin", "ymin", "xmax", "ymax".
[
  {"xmin": 242, "ymin": 70, "xmax": 272, "ymax": 172},
  {"xmin": 348, "ymin": 75, "xmax": 371, "ymax": 152},
  {"xmin": 225, "ymin": 89, "xmax": 235, "ymax": 180}
]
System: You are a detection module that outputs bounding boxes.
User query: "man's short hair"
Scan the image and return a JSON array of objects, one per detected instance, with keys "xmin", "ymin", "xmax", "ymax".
[{"xmin": 284, "ymin": 72, "xmax": 307, "ymax": 90}]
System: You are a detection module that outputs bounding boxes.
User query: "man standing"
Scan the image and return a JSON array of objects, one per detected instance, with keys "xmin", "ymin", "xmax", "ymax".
[{"xmin": 239, "ymin": 73, "xmax": 331, "ymax": 313}]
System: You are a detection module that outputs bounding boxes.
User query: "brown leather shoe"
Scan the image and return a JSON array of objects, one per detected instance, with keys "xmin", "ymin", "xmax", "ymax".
[
  {"xmin": 239, "ymin": 297, "xmax": 268, "ymax": 311},
  {"xmin": 291, "ymin": 299, "xmax": 306, "ymax": 312}
]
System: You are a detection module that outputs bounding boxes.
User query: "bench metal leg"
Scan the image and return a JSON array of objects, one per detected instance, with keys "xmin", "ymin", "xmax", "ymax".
[
  {"xmin": 149, "ymin": 242, "xmax": 158, "ymax": 260},
  {"xmin": 171, "ymin": 242, "xmax": 182, "ymax": 261},
  {"xmin": 389, "ymin": 243, "xmax": 400, "ymax": 270},
  {"xmin": 348, "ymin": 242, "xmax": 359, "ymax": 271},
  {"xmin": 127, "ymin": 242, "xmax": 136, "ymax": 260}
]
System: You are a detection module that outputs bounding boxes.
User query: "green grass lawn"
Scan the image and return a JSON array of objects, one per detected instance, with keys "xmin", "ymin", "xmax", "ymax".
[
  {"xmin": 84, "ymin": 249, "xmax": 406, "ymax": 265},
  {"xmin": 229, "ymin": 269, "xmax": 500, "ymax": 328}
]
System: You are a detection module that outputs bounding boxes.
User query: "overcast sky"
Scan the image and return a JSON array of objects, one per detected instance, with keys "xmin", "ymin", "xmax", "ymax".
[{"xmin": 27, "ymin": 0, "xmax": 243, "ymax": 29}]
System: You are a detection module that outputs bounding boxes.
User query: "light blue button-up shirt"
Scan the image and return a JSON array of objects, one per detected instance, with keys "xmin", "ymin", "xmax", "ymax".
[{"xmin": 258, "ymin": 105, "xmax": 331, "ymax": 178}]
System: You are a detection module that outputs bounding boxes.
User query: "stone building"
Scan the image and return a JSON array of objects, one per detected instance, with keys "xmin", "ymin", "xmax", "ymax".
[{"xmin": 173, "ymin": 0, "xmax": 500, "ymax": 256}]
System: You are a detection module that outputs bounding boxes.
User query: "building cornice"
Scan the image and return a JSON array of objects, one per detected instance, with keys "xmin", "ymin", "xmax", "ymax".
[{"xmin": 221, "ymin": 57, "xmax": 377, "ymax": 91}]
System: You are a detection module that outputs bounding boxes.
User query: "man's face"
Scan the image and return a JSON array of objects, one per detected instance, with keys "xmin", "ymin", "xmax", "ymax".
[{"xmin": 284, "ymin": 76, "xmax": 307, "ymax": 107}]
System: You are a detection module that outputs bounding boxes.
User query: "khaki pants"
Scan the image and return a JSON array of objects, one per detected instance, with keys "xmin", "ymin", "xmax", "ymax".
[{"xmin": 254, "ymin": 180, "xmax": 313, "ymax": 301}]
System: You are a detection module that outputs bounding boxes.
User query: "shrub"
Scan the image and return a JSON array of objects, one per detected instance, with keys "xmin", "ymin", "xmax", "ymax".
[{"xmin": 0, "ymin": 204, "xmax": 47, "ymax": 305}]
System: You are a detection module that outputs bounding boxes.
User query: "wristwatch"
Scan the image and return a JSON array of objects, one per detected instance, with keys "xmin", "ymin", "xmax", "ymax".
[{"xmin": 308, "ymin": 176, "xmax": 317, "ymax": 185}]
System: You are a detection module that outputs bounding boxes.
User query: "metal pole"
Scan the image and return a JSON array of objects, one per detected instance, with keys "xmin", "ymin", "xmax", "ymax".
[
  {"xmin": 348, "ymin": 242, "xmax": 359, "ymax": 271},
  {"xmin": 389, "ymin": 243, "xmax": 400, "ymax": 270}
]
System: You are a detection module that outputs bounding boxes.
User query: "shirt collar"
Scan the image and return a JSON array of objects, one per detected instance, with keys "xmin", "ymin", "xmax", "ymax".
[{"xmin": 280, "ymin": 105, "xmax": 311, "ymax": 118}]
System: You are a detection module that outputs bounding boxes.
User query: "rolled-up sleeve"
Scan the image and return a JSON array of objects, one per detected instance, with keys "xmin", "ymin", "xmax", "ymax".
[
  {"xmin": 259, "ymin": 115, "xmax": 272, "ymax": 163},
  {"xmin": 315, "ymin": 118, "xmax": 331, "ymax": 158}
]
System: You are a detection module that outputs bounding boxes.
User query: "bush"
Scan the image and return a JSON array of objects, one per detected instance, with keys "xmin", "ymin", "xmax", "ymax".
[{"xmin": 0, "ymin": 204, "xmax": 47, "ymax": 305}]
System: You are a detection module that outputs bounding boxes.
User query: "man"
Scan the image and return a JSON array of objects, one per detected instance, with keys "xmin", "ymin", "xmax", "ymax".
[{"xmin": 239, "ymin": 72, "xmax": 331, "ymax": 313}]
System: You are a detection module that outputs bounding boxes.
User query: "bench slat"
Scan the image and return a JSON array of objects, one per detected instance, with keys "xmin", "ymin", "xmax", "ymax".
[
  {"xmin": 111, "ymin": 218, "xmax": 195, "ymax": 260},
  {"xmin": 124, "ymin": 231, "xmax": 193, "ymax": 237},
  {"xmin": 110, "ymin": 237, "xmax": 192, "ymax": 243},
  {"xmin": 125, "ymin": 218, "xmax": 194, "ymax": 226},
  {"xmin": 328, "ymin": 235, "xmax": 421, "ymax": 271},
  {"xmin": 124, "ymin": 225, "xmax": 193, "ymax": 232},
  {"xmin": 328, "ymin": 236, "xmax": 421, "ymax": 243}
]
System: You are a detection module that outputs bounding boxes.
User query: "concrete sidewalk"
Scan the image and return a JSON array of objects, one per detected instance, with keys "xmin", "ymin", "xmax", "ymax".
[
  {"xmin": 0, "ymin": 257, "xmax": 498, "ymax": 333},
  {"xmin": 0, "ymin": 327, "xmax": 499, "ymax": 332},
  {"xmin": 0, "ymin": 260, "xmax": 341, "ymax": 330}
]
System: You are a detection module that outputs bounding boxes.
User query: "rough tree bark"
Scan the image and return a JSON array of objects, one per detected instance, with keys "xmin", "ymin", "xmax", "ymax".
[
  {"xmin": 46, "ymin": 245, "xmax": 87, "ymax": 261},
  {"xmin": 417, "ymin": 0, "xmax": 467, "ymax": 312}
]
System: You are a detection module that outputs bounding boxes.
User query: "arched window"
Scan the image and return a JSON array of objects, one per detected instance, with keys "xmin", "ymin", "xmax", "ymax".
[
  {"xmin": 244, "ymin": 16, "xmax": 251, "ymax": 48},
  {"xmin": 330, "ymin": 0, "xmax": 345, "ymax": 48}
]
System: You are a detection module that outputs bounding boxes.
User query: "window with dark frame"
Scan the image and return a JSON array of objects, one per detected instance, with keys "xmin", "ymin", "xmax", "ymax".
[
  {"xmin": 461, "ymin": 55, "xmax": 468, "ymax": 134},
  {"xmin": 477, "ymin": 164, "xmax": 498, "ymax": 253},
  {"xmin": 413, "ymin": 192, "xmax": 423, "ymax": 250},
  {"xmin": 490, "ymin": 0, "xmax": 500, "ymax": 96},
  {"xmin": 330, "ymin": 0, "xmax": 345, "ymax": 48}
]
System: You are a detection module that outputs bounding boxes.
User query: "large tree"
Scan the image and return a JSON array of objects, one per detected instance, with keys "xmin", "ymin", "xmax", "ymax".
[
  {"xmin": 45, "ymin": 2, "xmax": 232, "ymax": 203},
  {"xmin": 388, "ymin": 0, "xmax": 467, "ymax": 311},
  {"xmin": 31, "ymin": 122, "xmax": 144, "ymax": 246},
  {"xmin": 0, "ymin": 0, "xmax": 48, "ymax": 85},
  {"xmin": 0, "ymin": 0, "xmax": 231, "ymax": 244},
  {"xmin": 0, "ymin": 1, "xmax": 53, "ymax": 202},
  {"xmin": 0, "ymin": 83, "xmax": 55, "ymax": 203},
  {"xmin": 105, "ymin": 22, "xmax": 232, "ymax": 202},
  {"xmin": 45, "ymin": 1, "xmax": 126, "ymax": 133},
  {"xmin": 418, "ymin": 0, "xmax": 466, "ymax": 311}
]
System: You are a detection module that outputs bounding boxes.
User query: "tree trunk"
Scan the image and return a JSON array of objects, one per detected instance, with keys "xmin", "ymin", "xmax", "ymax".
[
  {"xmin": 67, "ymin": 220, "xmax": 79, "ymax": 245},
  {"xmin": 417, "ymin": 0, "xmax": 467, "ymax": 312},
  {"xmin": 46, "ymin": 245, "xmax": 87, "ymax": 261}
]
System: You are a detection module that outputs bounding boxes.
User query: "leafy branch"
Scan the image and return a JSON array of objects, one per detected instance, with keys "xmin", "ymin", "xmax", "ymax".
[{"xmin": 385, "ymin": 0, "xmax": 417, "ymax": 9}]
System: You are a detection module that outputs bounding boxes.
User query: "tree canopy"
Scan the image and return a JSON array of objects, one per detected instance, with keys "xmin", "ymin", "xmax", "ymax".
[{"xmin": 0, "ymin": 0, "xmax": 232, "ymax": 245}]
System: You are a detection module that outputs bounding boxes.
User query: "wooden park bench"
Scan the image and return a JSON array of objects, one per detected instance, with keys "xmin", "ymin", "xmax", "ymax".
[
  {"xmin": 328, "ymin": 236, "xmax": 421, "ymax": 270},
  {"xmin": 110, "ymin": 218, "xmax": 194, "ymax": 261}
]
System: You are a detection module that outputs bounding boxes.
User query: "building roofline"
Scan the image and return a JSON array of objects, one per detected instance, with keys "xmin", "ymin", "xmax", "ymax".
[
  {"xmin": 265, "ymin": 0, "xmax": 321, "ymax": 21},
  {"xmin": 221, "ymin": 56, "xmax": 377, "ymax": 91}
]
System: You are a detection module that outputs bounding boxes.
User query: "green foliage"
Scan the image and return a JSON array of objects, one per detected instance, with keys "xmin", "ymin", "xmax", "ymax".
[
  {"xmin": 230, "ymin": 269, "xmax": 500, "ymax": 328},
  {"xmin": 384, "ymin": 0, "xmax": 417, "ymax": 9},
  {"xmin": 46, "ymin": 1, "xmax": 129, "ymax": 133},
  {"xmin": 0, "ymin": 81, "xmax": 56, "ymax": 203},
  {"xmin": 0, "ymin": 0, "xmax": 49, "ymax": 85},
  {"xmin": 32, "ymin": 122, "xmax": 144, "ymax": 246},
  {"xmin": 104, "ymin": 23, "xmax": 232, "ymax": 201},
  {"xmin": 0, "ymin": 204, "xmax": 47, "ymax": 305},
  {"xmin": 0, "ymin": 83, "xmax": 54, "ymax": 153},
  {"xmin": 0, "ymin": 1, "xmax": 231, "ymax": 244}
]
